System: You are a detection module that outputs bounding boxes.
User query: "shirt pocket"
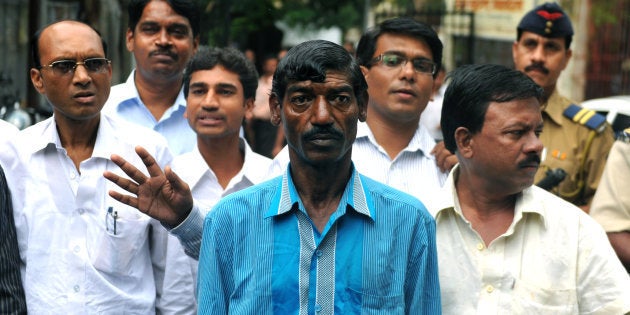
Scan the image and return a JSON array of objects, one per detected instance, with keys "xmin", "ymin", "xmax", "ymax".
[
  {"xmin": 87, "ymin": 205, "xmax": 151, "ymax": 277},
  {"xmin": 345, "ymin": 287, "xmax": 404, "ymax": 314},
  {"xmin": 511, "ymin": 279, "xmax": 578, "ymax": 314}
]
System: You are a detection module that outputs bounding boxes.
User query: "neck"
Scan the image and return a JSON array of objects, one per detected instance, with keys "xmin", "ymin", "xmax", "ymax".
[
  {"xmin": 55, "ymin": 114, "xmax": 100, "ymax": 172},
  {"xmin": 197, "ymin": 134, "xmax": 244, "ymax": 189},
  {"xmin": 454, "ymin": 166, "xmax": 517, "ymax": 246},
  {"xmin": 288, "ymin": 151, "xmax": 353, "ymax": 233},
  {"xmin": 366, "ymin": 109, "xmax": 418, "ymax": 159},
  {"xmin": 134, "ymin": 71, "xmax": 183, "ymax": 120}
]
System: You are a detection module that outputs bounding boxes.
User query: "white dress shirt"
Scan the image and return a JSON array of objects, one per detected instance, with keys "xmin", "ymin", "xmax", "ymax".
[
  {"xmin": 0, "ymin": 119, "xmax": 18, "ymax": 143},
  {"xmin": 103, "ymin": 70, "xmax": 196, "ymax": 155},
  {"xmin": 431, "ymin": 165, "xmax": 630, "ymax": 314},
  {"xmin": 0, "ymin": 114, "xmax": 181, "ymax": 314},
  {"xmin": 160, "ymin": 138, "xmax": 271, "ymax": 313}
]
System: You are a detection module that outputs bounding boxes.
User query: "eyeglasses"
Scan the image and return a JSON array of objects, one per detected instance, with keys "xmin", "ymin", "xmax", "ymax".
[
  {"xmin": 371, "ymin": 53, "xmax": 437, "ymax": 75},
  {"xmin": 39, "ymin": 58, "xmax": 111, "ymax": 76}
]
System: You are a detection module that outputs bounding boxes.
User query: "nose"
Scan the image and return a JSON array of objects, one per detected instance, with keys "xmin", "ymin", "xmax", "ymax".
[
  {"xmin": 156, "ymin": 29, "xmax": 171, "ymax": 47},
  {"xmin": 310, "ymin": 96, "xmax": 333, "ymax": 126},
  {"xmin": 72, "ymin": 63, "xmax": 92, "ymax": 86},
  {"xmin": 201, "ymin": 90, "xmax": 219, "ymax": 110},
  {"xmin": 399, "ymin": 59, "xmax": 417, "ymax": 82},
  {"xmin": 524, "ymin": 131, "xmax": 544, "ymax": 155},
  {"xmin": 530, "ymin": 44, "xmax": 546, "ymax": 63}
]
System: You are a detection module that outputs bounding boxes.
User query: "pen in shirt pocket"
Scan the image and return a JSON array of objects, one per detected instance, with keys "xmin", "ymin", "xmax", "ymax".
[{"xmin": 106, "ymin": 206, "xmax": 118, "ymax": 235}]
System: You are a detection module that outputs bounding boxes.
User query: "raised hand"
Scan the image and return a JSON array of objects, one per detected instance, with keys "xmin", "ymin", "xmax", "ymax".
[{"xmin": 104, "ymin": 146, "xmax": 193, "ymax": 227}]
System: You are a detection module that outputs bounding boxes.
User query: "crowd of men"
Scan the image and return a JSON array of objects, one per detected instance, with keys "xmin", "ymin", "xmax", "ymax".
[{"xmin": 0, "ymin": 0, "xmax": 629, "ymax": 314}]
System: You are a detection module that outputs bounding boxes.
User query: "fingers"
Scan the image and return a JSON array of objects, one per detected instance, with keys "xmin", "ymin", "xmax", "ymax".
[
  {"xmin": 107, "ymin": 189, "xmax": 138, "ymax": 209},
  {"xmin": 135, "ymin": 146, "xmax": 165, "ymax": 180},
  {"xmin": 165, "ymin": 166, "xmax": 190, "ymax": 193},
  {"xmin": 110, "ymin": 153, "xmax": 148, "ymax": 185},
  {"xmin": 103, "ymin": 170, "xmax": 139, "ymax": 196},
  {"xmin": 431, "ymin": 141, "xmax": 457, "ymax": 173}
]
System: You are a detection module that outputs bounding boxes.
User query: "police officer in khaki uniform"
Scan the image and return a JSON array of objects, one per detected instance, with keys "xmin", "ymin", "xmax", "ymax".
[
  {"xmin": 590, "ymin": 128, "xmax": 630, "ymax": 272},
  {"xmin": 513, "ymin": 2, "xmax": 614, "ymax": 210}
]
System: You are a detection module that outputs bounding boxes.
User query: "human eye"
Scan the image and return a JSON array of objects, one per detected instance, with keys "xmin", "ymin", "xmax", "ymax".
[
  {"xmin": 218, "ymin": 88, "xmax": 235, "ymax": 96},
  {"xmin": 329, "ymin": 94, "xmax": 351, "ymax": 106},
  {"xmin": 190, "ymin": 87, "xmax": 206, "ymax": 96},
  {"xmin": 169, "ymin": 25, "xmax": 190, "ymax": 38},
  {"xmin": 544, "ymin": 42, "xmax": 562, "ymax": 52},
  {"xmin": 140, "ymin": 24, "xmax": 159, "ymax": 34},
  {"xmin": 381, "ymin": 54, "xmax": 403, "ymax": 67},
  {"xmin": 290, "ymin": 94, "xmax": 312, "ymax": 107},
  {"xmin": 522, "ymin": 39, "xmax": 538, "ymax": 49},
  {"xmin": 50, "ymin": 60, "xmax": 76, "ymax": 74},
  {"xmin": 84, "ymin": 58, "xmax": 109, "ymax": 72},
  {"xmin": 413, "ymin": 59, "xmax": 435, "ymax": 74}
]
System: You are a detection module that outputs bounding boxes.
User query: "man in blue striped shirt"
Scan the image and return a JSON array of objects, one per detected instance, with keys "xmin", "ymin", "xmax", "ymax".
[
  {"xmin": 106, "ymin": 40, "xmax": 441, "ymax": 314},
  {"xmin": 196, "ymin": 40, "xmax": 440, "ymax": 314}
]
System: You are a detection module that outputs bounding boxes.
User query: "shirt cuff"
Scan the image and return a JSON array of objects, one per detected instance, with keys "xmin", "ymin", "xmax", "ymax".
[{"xmin": 169, "ymin": 203, "xmax": 204, "ymax": 260}]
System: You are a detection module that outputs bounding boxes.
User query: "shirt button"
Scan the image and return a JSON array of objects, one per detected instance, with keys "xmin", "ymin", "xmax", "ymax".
[
  {"xmin": 316, "ymin": 250, "xmax": 323, "ymax": 257},
  {"xmin": 77, "ymin": 208, "xmax": 85, "ymax": 215},
  {"xmin": 69, "ymin": 172, "xmax": 76, "ymax": 180},
  {"xmin": 476, "ymin": 243, "xmax": 484, "ymax": 251},
  {"xmin": 73, "ymin": 245, "xmax": 81, "ymax": 253},
  {"xmin": 73, "ymin": 285, "xmax": 80, "ymax": 292},
  {"xmin": 314, "ymin": 304, "xmax": 322, "ymax": 312},
  {"xmin": 486, "ymin": 285, "xmax": 494, "ymax": 293}
]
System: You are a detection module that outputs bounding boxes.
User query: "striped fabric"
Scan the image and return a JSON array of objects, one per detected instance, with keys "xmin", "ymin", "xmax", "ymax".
[
  {"xmin": 0, "ymin": 165, "xmax": 26, "ymax": 314},
  {"xmin": 197, "ymin": 166, "xmax": 441, "ymax": 314}
]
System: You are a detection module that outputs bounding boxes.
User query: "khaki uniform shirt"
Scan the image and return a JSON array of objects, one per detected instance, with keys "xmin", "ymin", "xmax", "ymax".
[
  {"xmin": 534, "ymin": 89, "xmax": 614, "ymax": 208},
  {"xmin": 590, "ymin": 134, "xmax": 630, "ymax": 232}
]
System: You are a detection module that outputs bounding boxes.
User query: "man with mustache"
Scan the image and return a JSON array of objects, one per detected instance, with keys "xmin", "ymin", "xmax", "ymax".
[
  {"xmin": 0, "ymin": 20, "xmax": 179, "ymax": 312},
  {"xmin": 104, "ymin": 0, "xmax": 200, "ymax": 155},
  {"xmin": 432, "ymin": 64, "xmax": 630, "ymax": 314},
  {"xmin": 513, "ymin": 2, "xmax": 614, "ymax": 210},
  {"xmin": 105, "ymin": 40, "xmax": 441, "ymax": 313}
]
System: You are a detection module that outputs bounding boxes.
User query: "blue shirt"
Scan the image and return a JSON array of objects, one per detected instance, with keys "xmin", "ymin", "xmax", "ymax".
[
  {"xmin": 103, "ymin": 70, "xmax": 196, "ymax": 155},
  {"xmin": 197, "ymin": 166, "xmax": 441, "ymax": 314}
]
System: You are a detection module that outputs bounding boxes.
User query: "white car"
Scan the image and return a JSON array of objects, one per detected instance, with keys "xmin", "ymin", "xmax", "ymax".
[{"xmin": 581, "ymin": 95, "xmax": 630, "ymax": 137}]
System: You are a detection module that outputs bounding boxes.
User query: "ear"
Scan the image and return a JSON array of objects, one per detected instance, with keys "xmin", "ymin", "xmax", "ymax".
[
  {"xmin": 358, "ymin": 90, "xmax": 368, "ymax": 122},
  {"xmin": 30, "ymin": 68, "xmax": 45, "ymax": 94},
  {"xmin": 269, "ymin": 94, "xmax": 282, "ymax": 126},
  {"xmin": 360, "ymin": 65, "xmax": 369, "ymax": 78},
  {"xmin": 192, "ymin": 35, "xmax": 200, "ymax": 55},
  {"xmin": 454, "ymin": 127, "xmax": 473, "ymax": 158},
  {"xmin": 125, "ymin": 28, "xmax": 134, "ymax": 52},
  {"xmin": 560, "ymin": 48, "xmax": 572, "ymax": 71},
  {"xmin": 511, "ymin": 41, "xmax": 519, "ymax": 62}
]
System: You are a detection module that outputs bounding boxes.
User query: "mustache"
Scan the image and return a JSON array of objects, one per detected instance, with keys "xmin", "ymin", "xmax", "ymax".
[
  {"xmin": 517, "ymin": 154, "xmax": 541, "ymax": 168},
  {"xmin": 524, "ymin": 63, "xmax": 549, "ymax": 75},
  {"xmin": 149, "ymin": 49, "xmax": 177, "ymax": 60},
  {"xmin": 302, "ymin": 126, "xmax": 344, "ymax": 140}
]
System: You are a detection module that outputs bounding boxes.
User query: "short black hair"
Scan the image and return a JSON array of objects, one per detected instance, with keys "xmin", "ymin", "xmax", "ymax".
[
  {"xmin": 31, "ymin": 20, "xmax": 108, "ymax": 69},
  {"xmin": 441, "ymin": 64, "xmax": 544, "ymax": 153},
  {"xmin": 356, "ymin": 17, "xmax": 443, "ymax": 78},
  {"xmin": 271, "ymin": 40, "xmax": 367, "ymax": 105},
  {"xmin": 128, "ymin": 0, "xmax": 201, "ymax": 38},
  {"xmin": 183, "ymin": 46, "xmax": 259, "ymax": 100}
]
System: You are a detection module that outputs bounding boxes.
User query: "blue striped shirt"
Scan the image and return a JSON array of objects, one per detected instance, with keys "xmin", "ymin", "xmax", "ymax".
[{"xmin": 197, "ymin": 166, "xmax": 441, "ymax": 314}]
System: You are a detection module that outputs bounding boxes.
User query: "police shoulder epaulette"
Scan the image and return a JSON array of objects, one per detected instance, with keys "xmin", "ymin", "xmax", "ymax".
[
  {"xmin": 563, "ymin": 104, "xmax": 607, "ymax": 133},
  {"xmin": 619, "ymin": 127, "xmax": 630, "ymax": 143}
]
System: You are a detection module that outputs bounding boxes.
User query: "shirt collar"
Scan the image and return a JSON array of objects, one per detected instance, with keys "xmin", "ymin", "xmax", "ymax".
[
  {"xmin": 433, "ymin": 164, "xmax": 548, "ymax": 229},
  {"xmin": 116, "ymin": 70, "xmax": 187, "ymax": 112},
  {"xmin": 28, "ymin": 114, "xmax": 127, "ymax": 161},
  {"xmin": 356, "ymin": 121, "xmax": 437, "ymax": 158},
  {"xmin": 542, "ymin": 88, "xmax": 568, "ymax": 127},
  {"xmin": 264, "ymin": 163, "xmax": 374, "ymax": 221}
]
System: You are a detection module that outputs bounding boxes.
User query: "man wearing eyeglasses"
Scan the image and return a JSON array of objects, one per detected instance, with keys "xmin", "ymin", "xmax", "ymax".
[
  {"xmin": 0, "ymin": 20, "xmax": 181, "ymax": 312},
  {"xmin": 269, "ymin": 17, "xmax": 448, "ymax": 209},
  {"xmin": 104, "ymin": 0, "xmax": 200, "ymax": 155}
]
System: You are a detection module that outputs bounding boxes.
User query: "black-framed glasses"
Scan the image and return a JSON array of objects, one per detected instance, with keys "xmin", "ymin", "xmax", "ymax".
[
  {"xmin": 371, "ymin": 53, "xmax": 437, "ymax": 75},
  {"xmin": 39, "ymin": 58, "xmax": 111, "ymax": 76}
]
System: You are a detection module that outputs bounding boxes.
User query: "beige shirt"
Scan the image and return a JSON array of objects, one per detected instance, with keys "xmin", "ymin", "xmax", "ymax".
[
  {"xmin": 431, "ymin": 166, "xmax": 630, "ymax": 314},
  {"xmin": 590, "ymin": 139, "xmax": 630, "ymax": 232}
]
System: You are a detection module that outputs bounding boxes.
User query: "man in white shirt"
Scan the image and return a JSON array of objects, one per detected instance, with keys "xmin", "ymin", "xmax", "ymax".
[
  {"xmin": 271, "ymin": 17, "xmax": 448, "ymax": 205},
  {"xmin": 0, "ymin": 120, "xmax": 18, "ymax": 141},
  {"xmin": 103, "ymin": 0, "xmax": 200, "ymax": 155},
  {"xmin": 433, "ymin": 63, "xmax": 630, "ymax": 314},
  {"xmin": 159, "ymin": 46, "xmax": 271, "ymax": 313},
  {"xmin": 0, "ymin": 20, "xmax": 180, "ymax": 313}
]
